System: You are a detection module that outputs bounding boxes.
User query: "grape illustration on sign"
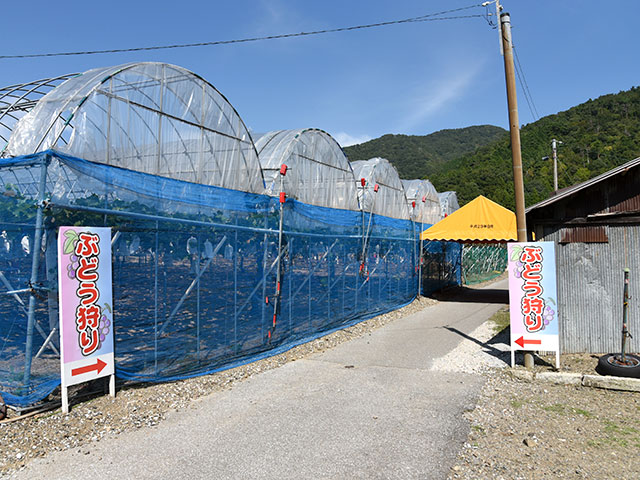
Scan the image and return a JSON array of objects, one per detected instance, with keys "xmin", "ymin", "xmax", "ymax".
[
  {"xmin": 507, "ymin": 242, "xmax": 559, "ymax": 367},
  {"xmin": 58, "ymin": 226, "xmax": 115, "ymax": 412}
]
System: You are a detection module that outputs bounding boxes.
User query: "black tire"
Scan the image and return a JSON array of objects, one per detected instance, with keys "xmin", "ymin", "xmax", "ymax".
[{"xmin": 596, "ymin": 353, "xmax": 640, "ymax": 378}]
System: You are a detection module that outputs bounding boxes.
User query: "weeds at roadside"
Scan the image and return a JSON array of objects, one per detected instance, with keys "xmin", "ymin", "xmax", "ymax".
[
  {"xmin": 541, "ymin": 403, "xmax": 594, "ymax": 418},
  {"xmin": 573, "ymin": 407, "xmax": 593, "ymax": 418},
  {"xmin": 603, "ymin": 420, "xmax": 640, "ymax": 448},
  {"xmin": 542, "ymin": 403, "xmax": 566, "ymax": 414},
  {"xmin": 489, "ymin": 308, "xmax": 510, "ymax": 334}
]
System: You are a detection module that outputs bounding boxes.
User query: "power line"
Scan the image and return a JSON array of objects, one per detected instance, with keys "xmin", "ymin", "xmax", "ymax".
[
  {"xmin": 513, "ymin": 45, "xmax": 540, "ymax": 121},
  {"xmin": 0, "ymin": 5, "xmax": 485, "ymax": 60}
]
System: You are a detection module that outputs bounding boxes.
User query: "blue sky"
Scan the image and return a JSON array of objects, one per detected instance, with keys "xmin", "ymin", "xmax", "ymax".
[{"xmin": 2, "ymin": 1, "xmax": 639, "ymax": 146}]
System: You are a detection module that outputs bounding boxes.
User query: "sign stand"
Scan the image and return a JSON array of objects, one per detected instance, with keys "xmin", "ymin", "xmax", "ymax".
[
  {"xmin": 58, "ymin": 227, "xmax": 116, "ymax": 413},
  {"xmin": 507, "ymin": 242, "xmax": 560, "ymax": 369},
  {"xmin": 510, "ymin": 349, "xmax": 559, "ymax": 369}
]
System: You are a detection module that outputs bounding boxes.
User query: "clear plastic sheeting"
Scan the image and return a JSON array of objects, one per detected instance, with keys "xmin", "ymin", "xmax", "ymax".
[
  {"xmin": 351, "ymin": 158, "xmax": 410, "ymax": 220},
  {"xmin": 439, "ymin": 191, "xmax": 460, "ymax": 218},
  {"xmin": 255, "ymin": 129, "xmax": 359, "ymax": 210},
  {"xmin": 4, "ymin": 63, "xmax": 264, "ymax": 194},
  {"xmin": 401, "ymin": 179, "xmax": 440, "ymax": 225},
  {"xmin": 0, "ymin": 74, "xmax": 78, "ymax": 154}
]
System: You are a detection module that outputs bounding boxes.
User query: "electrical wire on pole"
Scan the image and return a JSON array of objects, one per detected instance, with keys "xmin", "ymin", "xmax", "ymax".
[
  {"xmin": 0, "ymin": 4, "xmax": 486, "ymax": 60},
  {"xmin": 513, "ymin": 46, "xmax": 540, "ymax": 121}
]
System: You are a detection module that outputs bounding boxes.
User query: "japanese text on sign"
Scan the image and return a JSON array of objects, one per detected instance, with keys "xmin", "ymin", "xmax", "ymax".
[{"xmin": 519, "ymin": 246, "xmax": 545, "ymax": 333}]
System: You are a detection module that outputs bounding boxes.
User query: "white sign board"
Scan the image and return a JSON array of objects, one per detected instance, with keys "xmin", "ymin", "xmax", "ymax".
[
  {"xmin": 58, "ymin": 226, "xmax": 115, "ymax": 412},
  {"xmin": 507, "ymin": 242, "xmax": 560, "ymax": 368}
]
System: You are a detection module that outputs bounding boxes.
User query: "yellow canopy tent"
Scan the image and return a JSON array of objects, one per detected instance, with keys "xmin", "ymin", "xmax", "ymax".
[{"xmin": 420, "ymin": 195, "xmax": 516, "ymax": 242}]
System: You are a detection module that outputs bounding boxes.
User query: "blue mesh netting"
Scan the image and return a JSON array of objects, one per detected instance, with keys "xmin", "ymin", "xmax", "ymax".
[
  {"xmin": 0, "ymin": 151, "xmax": 461, "ymax": 407},
  {"xmin": 422, "ymin": 240, "xmax": 462, "ymax": 295}
]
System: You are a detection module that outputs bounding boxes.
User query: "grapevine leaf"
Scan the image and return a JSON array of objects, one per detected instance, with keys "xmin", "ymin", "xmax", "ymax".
[
  {"xmin": 63, "ymin": 237, "xmax": 75, "ymax": 255},
  {"xmin": 63, "ymin": 230, "xmax": 78, "ymax": 254},
  {"xmin": 64, "ymin": 230, "xmax": 78, "ymax": 241},
  {"xmin": 510, "ymin": 245, "xmax": 523, "ymax": 261}
]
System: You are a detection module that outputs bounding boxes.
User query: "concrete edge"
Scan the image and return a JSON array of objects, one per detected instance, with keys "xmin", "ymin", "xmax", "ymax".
[
  {"xmin": 582, "ymin": 374, "xmax": 640, "ymax": 392},
  {"xmin": 508, "ymin": 369, "xmax": 640, "ymax": 392}
]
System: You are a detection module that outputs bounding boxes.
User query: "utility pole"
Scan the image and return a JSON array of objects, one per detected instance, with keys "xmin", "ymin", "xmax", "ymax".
[
  {"xmin": 499, "ymin": 7, "xmax": 534, "ymax": 368},
  {"xmin": 500, "ymin": 10, "xmax": 526, "ymax": 242},
  {"xmin": 552, "ymin": 138, "xmax": 562, "ymax": 192}
]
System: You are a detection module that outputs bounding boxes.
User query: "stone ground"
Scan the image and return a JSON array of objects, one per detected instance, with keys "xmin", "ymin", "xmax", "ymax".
[{"xmin": 443, "ymin": 307, "xmax": 640, "ymax": 480}]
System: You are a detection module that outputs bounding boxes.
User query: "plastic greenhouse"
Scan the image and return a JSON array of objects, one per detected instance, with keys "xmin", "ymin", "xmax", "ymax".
[
  {"xmin": 401, "ymin": 179, "xmax": 440, "ymax": 226},
  {"xmin": 401, "ymin": 179, "xmax": 442, "ymax": 295},
  {"xmin": 351, "ymin": 158, "xmax": 410, "ymax": 220},
  {"xmin": 0, "ymin": 62, "xmax": 447, "ymax": 409},
  {"xmin": 1, "ymin": 74, "xmax": 79, "ymax": 154},
  {"xmin": 438, "ymin": 191, "xmax": 460, "ymax": 218},
  {"xmin": 255, "ymin": 129, "xmax": 359, "ymax": 211},
  {"xmin": 4, "ymin": 62, "xmax": 264, "ymax": 194}
]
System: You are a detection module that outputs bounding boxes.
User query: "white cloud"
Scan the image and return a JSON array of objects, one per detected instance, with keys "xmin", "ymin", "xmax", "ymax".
[
  {"xmin": 332, "ymin": 132, "xmax": 373, "ymax": 147},
  {"xmin": 398, "ymin": 62, "xmax": 483, "ymax": 132}
]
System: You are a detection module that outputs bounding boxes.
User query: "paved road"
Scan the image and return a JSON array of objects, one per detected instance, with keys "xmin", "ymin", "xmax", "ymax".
[{"xmin": 12, "ymin": 280, "xmax": 508, "ymax": 480}]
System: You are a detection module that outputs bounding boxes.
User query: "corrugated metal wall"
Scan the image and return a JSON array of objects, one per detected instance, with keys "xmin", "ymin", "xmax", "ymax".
[{"xmin": 541, "ymin": 225, "xmax": 640, "ymax": 353}]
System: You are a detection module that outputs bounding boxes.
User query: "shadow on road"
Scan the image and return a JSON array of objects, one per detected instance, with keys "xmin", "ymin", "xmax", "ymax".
[
  {"xmin": 431, "ymin": 286, "xmax": 509, "ymax": 305},
  {"xmin": 443, "ymin": 325, "xmax": 510, "ymax": 365},
  {"xmin": 443, "ymin": 324, "xmax": 557, "ymax": 369}
]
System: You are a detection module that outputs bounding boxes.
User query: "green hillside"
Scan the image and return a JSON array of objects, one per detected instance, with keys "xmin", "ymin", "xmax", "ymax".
[
  {"xmin": 430, "ymin": 86, "xmax": 640, "ymax": 209},
  {"xmin": 343, "ymin": 125, "xmax": 508, "ymax": 179}
]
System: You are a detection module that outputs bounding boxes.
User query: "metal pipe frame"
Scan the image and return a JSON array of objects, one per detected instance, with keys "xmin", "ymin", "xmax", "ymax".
[
  {"xmin": 157, "ymin": 236, "xmax": 227, "ymax": 336},
  {"xmin": 23, "ymin": 155, "xmax": 49, "ymax": 385}
]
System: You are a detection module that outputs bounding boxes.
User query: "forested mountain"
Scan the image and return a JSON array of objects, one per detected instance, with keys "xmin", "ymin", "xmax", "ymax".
[
  {"xmin": 430, "ymin": 86, "xmax": 640, "ymax": 209},
  {"xmin": 343, "ymin": 125, "xmax": 507, "ymax": 179},
  {"xmin": 345, "ymin": 86, "xmax": 640, "ymax": 210}
]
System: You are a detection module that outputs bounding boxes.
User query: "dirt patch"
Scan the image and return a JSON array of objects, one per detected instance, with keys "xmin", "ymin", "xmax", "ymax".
[
  {"xmin": 444, "ymin": 307, "xmax": 640, "ymax": 480},
  {"xmin": 449, "ymin": 369, "xmax": 640, "ymax": 480}
]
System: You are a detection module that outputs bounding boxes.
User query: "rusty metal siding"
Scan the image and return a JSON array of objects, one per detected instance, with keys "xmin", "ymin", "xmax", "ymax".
[
  {"xmin": 559, "ymin": 225, "xmax": 609, "ymax": 243},
  {"xmin": 610, "ymin": 191, "xmax": 640, "ymax": 214},
  {"xmin": 607, "ymin": 168, "xmax": 640, "ymax": 214},
  {"xmin": 541, "ymin": 225, "xmax": 640, "ymax": 353}
]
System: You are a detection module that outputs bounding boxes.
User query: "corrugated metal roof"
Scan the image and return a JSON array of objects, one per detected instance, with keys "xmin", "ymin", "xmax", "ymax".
[{"xmin": 526, "ymin": 156, "xmax": 640, "ymax": 213}]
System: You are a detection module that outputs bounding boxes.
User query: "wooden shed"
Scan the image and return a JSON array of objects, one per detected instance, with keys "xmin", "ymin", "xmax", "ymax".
[{"xmin": 526, "ymin": 157, "xmax": 640, "ymax": 353}]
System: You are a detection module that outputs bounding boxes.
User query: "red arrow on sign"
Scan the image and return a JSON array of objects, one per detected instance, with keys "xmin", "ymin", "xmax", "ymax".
[
  {"xmin": 71, "ymin": 358, "xmax": 107, "ymax": 377},
  {"xmin": 515, "ymin": 336, "xmax": 542, "ymax": 348}
]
